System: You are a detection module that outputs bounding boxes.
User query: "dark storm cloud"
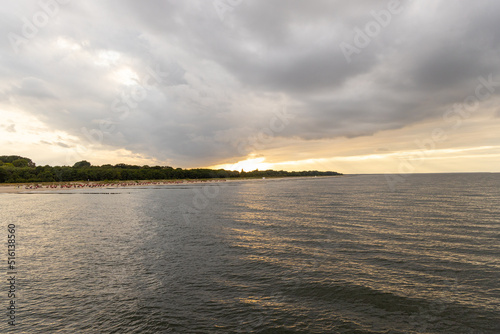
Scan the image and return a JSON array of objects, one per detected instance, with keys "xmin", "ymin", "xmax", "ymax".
[{"xmin": 1, "ymin": 0, "xmax": 499, "ymax": 166}]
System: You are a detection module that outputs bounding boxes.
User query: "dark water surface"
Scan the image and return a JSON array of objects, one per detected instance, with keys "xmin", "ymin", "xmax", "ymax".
[{"xmin": 1, "ymin": 174, "xmax": 499, "ymax": 333}]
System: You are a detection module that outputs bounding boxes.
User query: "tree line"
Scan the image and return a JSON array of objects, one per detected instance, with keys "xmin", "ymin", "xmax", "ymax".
[{"xmin": 0, "ymin": 155, "xmax": 341, "ymax": 183}]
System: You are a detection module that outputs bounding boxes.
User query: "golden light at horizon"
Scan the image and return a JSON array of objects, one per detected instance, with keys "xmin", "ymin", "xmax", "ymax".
[{"xmin": 211, "ymin": 157, "xmax": 273, "ymax": 172}]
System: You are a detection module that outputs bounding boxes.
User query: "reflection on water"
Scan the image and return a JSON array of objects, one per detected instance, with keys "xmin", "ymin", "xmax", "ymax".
[{"xmin": 1, "ymin": 174, "xmax": 499, "ymax": 333}]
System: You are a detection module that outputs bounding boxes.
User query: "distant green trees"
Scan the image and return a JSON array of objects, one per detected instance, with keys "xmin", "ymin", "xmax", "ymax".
[
  {"xmin": 0, "ymin": 155, "xmax": 341, "ymax": 183},
  {"xmin": 0, "ymin": 155, "xmax": 35, "ymax": 167},
  {"xmin": 73, "ymin": 160, "xmax": 91, "ymax": 168},
  {"xmin": 12, "ymin": 159, "xmax": 29, "ymax": 167},
  {"xmin": 0, "ymin": 167, "xmax": 8, "ymax": 183}
]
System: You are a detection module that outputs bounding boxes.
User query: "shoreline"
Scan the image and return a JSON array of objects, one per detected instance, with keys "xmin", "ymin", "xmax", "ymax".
[
  {"xmin": 0, "ymin": 179, "xmax": 227, "ymax": 194},
  {"xmin": 0, "ymin": 175, "xmax": 340, "ymax": 194}
]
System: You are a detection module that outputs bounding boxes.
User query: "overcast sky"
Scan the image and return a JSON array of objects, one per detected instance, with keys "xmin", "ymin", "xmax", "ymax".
[{"xmin": 1, "ymin": 0, "xmax": 499, "ymax": 173}]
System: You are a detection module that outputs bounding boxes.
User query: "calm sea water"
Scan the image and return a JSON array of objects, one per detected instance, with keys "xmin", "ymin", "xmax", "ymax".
[{"xmin": 1, "ymin": 174, "xmax": 499, "ymax": 333}]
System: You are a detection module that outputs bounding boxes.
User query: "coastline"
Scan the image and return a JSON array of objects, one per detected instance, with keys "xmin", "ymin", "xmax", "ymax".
[
  {"xmin": 0, "ymin": 179, "xmax": 227, "ymax": 194},
  {"xmin": 0, "ymin": 175, "xmax": 341, "ymax": 194}
]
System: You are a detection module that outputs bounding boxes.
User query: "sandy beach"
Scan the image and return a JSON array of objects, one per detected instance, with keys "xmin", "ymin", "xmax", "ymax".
[
  {"xmin": 0, "ymin": 179, "xmax": 229, "ymax": 194},
  {"xmin": 0, "ymin": 176, "xmax": 339, "ymax": 194},
  {"xmin": 0, "ymin": 185, "xmax": 28, "ymax": 193}
]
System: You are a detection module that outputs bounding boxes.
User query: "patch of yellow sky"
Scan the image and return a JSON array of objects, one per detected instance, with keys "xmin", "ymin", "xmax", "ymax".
[
  {"xmin": 213, "ymin": 145, "xmax": 500, "ymax": 173},
  {"xmin": 0, "ymin": 108, "xmax": 158, "ymax": 167},
  {"xmin": 211, "ymin": 111, "xmax": 500, "ymax": 173}
]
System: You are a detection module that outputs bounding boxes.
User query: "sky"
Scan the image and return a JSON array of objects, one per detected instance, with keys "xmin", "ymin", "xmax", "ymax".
[{"xmin": 1, "ymin": 0, "xmax": 499, "ymax": 173}]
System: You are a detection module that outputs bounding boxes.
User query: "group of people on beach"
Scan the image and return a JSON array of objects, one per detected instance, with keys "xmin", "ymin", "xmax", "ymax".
[{"xmin": 23, "ymin": 179, "xmax": 226, "ymax": 190}]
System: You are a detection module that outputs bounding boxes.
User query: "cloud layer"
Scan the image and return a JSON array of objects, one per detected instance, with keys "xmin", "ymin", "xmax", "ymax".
[{"xmin": 1, "ymin": 0, "xmax": 499, "ymax": 170}]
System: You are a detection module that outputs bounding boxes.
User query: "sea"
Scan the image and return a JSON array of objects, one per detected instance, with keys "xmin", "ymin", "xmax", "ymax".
[{"xmin": 1, "ymin": 173, "xmax": 499, "ymax": 333}]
